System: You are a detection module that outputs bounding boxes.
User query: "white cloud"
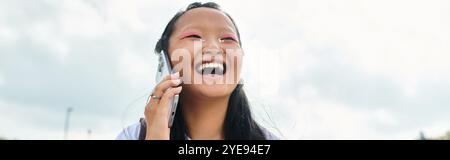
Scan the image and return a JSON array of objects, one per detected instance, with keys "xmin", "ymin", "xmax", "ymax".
[
  {"xmin": 27, "ymin": 21, "xmax": 70, "ymax": 64},
  {"xmin": 0, "ymin": 99, "xmax": 126, "ymax": 140},
  {"xmin": 0, "ymin": 73, "xmax": 4, "ymax": 87},
  {"xmin": 59, "ymin": 1, "xmax": 112, "ymax": 38},
  {"xmin": 0, "ymin": 24, "xmax": 18, "ymax": 43},
  {"xmin": 232, "ymin": 0, "xmax": 450, "ymax": 139},
  {"xmin": 293, "ymin": 0, "xmax": 450, "ymax": 78},
  {"xmin": 256, "ymin": 96, "xmax": 404, "ymax": 140},
  {"xmin": 0, "ymin": 99, "xmax": 64, "ymax": 139},
  {"xmin": 117, "ymin": 50, "xmax": 155, "ymax": 89},
  {"xmin": 103, "ymin": 0, "xmax": 149, "ymax": 32},
  {"xmin": 243, "ymin": 37, "xmax": 317, "ymax": 98}
]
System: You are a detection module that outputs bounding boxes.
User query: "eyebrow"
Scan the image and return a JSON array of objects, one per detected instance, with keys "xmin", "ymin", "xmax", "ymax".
[{"xmin": 178, "ymin": 25, "xmax": 237, "ymax": 37}]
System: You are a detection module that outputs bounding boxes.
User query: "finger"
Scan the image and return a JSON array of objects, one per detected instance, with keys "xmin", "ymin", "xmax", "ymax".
[
  {"xmin": 146, "ymin": 72, "xmax": 181, "ymax": 112},
  {"xmin": 146, "ymin": 81, "xmax": 181, "ymax": 112},
  {"xmin": 152, "ymin": 72, "xmax": 180, "ymax": 96},
  {"xmin": 156, "ymin": 86, "xmax": 182, "ymax": 114},
  {"xmin": 152, "ymin": 79, "xmax": 181, "ymax": 99},
  {"xmin": 161, "ymin": 72, "xmax": 180, "ymax": 82}
]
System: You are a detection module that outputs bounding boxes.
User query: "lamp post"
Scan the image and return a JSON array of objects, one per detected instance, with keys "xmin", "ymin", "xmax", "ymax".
[
  {"xmin": 64, "ymin": 107, "xmax": 73, "ymax": 140},
  {"xmin": 87, "ymin": 129, "xmax": 92, "ymax": 140}
]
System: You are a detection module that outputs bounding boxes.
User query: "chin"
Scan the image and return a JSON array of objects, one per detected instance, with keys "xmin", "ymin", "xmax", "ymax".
[{"xmin": 197, "ymin": 83, "xmax": 235, "ymax": 98}]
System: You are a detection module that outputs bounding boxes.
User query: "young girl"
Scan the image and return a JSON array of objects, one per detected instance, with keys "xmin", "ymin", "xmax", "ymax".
[{"xmin": 117, "ymin": 2, "xmax": 278, "ymax": 140}]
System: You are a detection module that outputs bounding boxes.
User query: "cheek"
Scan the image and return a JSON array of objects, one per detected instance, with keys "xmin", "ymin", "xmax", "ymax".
[
  {"xmin": 226, "ymin": 51, "xmax": 244, "ymax": 82},
  {"xmin": 168, "ymin": 42, "xmax": 198, "ymax": 82}
]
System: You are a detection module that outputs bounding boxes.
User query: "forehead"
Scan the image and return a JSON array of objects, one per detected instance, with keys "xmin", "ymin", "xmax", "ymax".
[{"xmin": 174, "ymin": 8, "xmax": 237, "ymax": 33}]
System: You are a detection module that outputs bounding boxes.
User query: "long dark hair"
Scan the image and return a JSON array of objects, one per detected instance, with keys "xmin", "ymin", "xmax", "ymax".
[{"xmin": 142, "ymin": 2, "xmax": 266, "ymax": 140}]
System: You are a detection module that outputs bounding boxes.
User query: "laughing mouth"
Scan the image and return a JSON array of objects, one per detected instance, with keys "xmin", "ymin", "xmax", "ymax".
[{"xmin": 195, "ymin": 62, "xmax": 226, "ymax": 75}]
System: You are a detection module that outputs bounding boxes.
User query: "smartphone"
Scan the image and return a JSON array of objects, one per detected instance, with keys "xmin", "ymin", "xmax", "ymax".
[{"xmin": 156, "ymin": 51, "xmax": 179, "ymax": 128}]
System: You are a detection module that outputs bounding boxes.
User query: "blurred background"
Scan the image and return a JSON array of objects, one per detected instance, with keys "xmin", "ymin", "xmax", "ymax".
[{"xmin": 0, "ymin": 0, "xmax": 449, "ymax": 140}]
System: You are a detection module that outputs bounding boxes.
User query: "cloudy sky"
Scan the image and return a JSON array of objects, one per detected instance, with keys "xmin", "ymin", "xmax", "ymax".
[{"xmin": 1, "ymin": 0, "xmax": 449, "ymax": 140}]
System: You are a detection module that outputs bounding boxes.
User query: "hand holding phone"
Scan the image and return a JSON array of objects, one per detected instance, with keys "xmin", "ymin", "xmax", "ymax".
[
  {"xmin": 156, "ymin": 51, "xmax": 180, "ymax": 128},
  {"xmin": 143, "ymin": 52, "xmax": 181, "ymax": 140}
]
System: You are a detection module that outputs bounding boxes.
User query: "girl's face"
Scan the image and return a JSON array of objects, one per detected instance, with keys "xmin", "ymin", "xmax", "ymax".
[{"xmin": 167, "ymin": 8, "xmax": 242, "ymax": 100}]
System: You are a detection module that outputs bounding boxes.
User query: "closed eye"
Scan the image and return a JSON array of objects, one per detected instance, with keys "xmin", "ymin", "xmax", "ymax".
[
  {"xmin": 221, "ymin": 36, "xmax": 237, "ymax": 42},
  {"xmin": 182, "ymin": 34, "xmax": 202, "ymax": 39}
]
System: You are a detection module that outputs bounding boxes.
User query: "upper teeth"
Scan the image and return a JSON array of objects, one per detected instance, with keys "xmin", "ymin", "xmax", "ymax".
[{"xmin": 199, "ymin": 62, "xmax": 224, "ymax": 71}]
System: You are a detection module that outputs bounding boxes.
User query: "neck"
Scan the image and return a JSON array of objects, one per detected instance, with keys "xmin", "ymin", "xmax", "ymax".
[{"xmin": 181, "ymin": 94, "xmax": 229, "ymax": 140}]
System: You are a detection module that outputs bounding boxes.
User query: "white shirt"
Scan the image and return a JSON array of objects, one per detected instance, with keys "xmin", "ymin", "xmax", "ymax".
[{"xmin": 116, "ymin": 122, "xmax": 280, "ymax": 140}]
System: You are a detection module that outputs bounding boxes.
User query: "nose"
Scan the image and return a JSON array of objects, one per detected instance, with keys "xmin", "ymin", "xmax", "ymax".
[{"xmin": 202, "ymin": 38, "xmax": 223, "ymax": 55}]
